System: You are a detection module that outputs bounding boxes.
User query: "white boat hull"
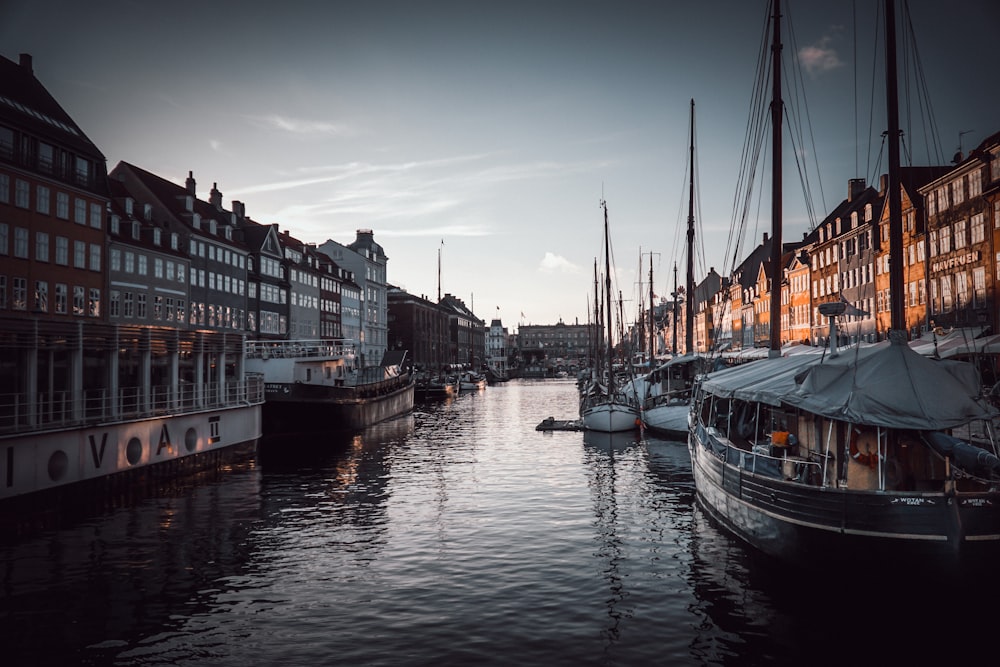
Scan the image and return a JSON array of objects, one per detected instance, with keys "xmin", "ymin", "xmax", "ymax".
[
  {"xmin": 642, "ymin": 400, "xmax": 690, "ymax": 439},
  {"xmin": 581, "ymin": 401, "xmax": 640, "ymax": 432}
]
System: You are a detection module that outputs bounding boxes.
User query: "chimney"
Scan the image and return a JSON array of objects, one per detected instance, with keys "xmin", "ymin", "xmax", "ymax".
[
  {"xmin": 848, "ymin": 178, "xmax": 866, "ymax": 202},
  {"xmin": 209, "ymin": 182, "xmax": 222, "ymax": 209},
  {"xmin": 762, "ymin": 232, "xmax": 769, "ymax": 244},
  {"xmin": 879, "ymin": 174, "xmax": 888, "ymax": 195},
  {"xmin": 19, "ymin": 53, "xmax": 32, "ymax": 74},
  {"xmin": 232, "ymin": 200, "xmax": 245, "ymax": 218},
  {"xmin": 185, "ymin": 171, "xmax": 196, "ymax": 196}
]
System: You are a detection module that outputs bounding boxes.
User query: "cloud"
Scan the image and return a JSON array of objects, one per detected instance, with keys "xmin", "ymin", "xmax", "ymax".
[
  {"xmin": 798, "ymin": 36, "xmax": 842, "ymax": 76},
  {"xmin": 209, "ymin": 139, "xmax": 222, "ymax": 152},
  {"xmin": 539, "ymin": 252, "xmax": 580, "ymax": 274},
  {"xmin": 246, "ymin": 114, "xmax": 357, "ymax": 137}
]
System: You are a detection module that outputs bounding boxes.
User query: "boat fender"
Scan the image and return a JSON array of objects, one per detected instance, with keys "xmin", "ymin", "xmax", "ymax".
[{"xmin": 849, "ymin": 427, "xmax": 882, "ymax": 468}]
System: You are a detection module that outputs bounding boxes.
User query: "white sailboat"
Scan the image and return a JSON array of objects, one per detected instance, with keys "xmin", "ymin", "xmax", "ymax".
[{"xmin": 581, "ymin": 201, "xmax": 641, "ymax": 433}]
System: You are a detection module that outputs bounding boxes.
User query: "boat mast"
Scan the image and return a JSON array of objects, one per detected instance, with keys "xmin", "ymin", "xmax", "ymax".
[
  {"xmin": 768, "ymin": 0, "xmax": 783, "ymax": 355},
  {"xmin": 886, "ymin": 0, "xmax": 904, "ymax": 333},
  {"xmin": 603, "ymin": 200, "xmax": 615, "ymax": 394},
  {"xmin": 672, "ymin": 262, "xmax": 679, "ymax": 354},
  {"xmin": 686, "ymin": 98, "xmax": 696, "ymax": 355},
  {"xmin": 593, "ymin": 258, "xmax": 600, "ymax": 379},
  {"xmin": 648, "ymin": 253, "xmax": 655, "ymax": 364}
]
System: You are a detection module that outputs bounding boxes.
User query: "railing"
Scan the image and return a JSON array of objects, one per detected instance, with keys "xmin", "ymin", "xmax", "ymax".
[
  {"xmin": 696, "ymin": 422, "xmax": 827, "ymax": 485},
  {"xmin": 0, "ymin": 375, "xmax": 264, "ymax": 436},
  {"xmin": 245, "ymin": 339, "xmax": 356, "ymax": 360}
]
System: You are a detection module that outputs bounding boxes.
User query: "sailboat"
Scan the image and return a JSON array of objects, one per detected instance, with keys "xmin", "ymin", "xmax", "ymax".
[
  {"xmin": 687, "ymin": 0, "xmax": 1000, "ymax": 566},
  {"xmin": 641, "ymin": 99, "xmax": 709, "ymax": 439},
  {"xmin": 580, "ymin": 201, "xmax": 641, "ymax": 433}
]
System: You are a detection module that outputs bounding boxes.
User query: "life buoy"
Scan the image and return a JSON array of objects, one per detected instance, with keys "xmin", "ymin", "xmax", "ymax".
[{"xmin": 849, "ymin": 427, "xmax": 881, "ymax": 468}]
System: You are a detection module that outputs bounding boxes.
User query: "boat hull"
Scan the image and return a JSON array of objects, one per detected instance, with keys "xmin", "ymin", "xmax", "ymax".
[
  {"xmin": 642, "ymin": 400, "xmax": 690, "ymax": 439},
  {"xmin": 582, "ymin": 401, "xmax": 640, "ymax": 433},
  {"xmin": 688, "ymin": 423, "xmax": 1000, "ymax": 566},
  {"xmin": 262, "ymin": 379, "xmax": 415, "ymax": 434}
]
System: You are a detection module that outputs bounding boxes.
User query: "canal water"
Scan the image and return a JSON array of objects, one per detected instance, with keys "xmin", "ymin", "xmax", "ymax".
[{"xmin": 0, "ymin": 379, "xmax": 993, "ymax": 665}]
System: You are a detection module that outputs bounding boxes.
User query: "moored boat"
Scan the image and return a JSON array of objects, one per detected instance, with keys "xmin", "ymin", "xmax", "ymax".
[
  {"xmin": 688, "ymin": 0, "xmax": 1000, "ymax": 569},
  {"xmin": 580, "ymin": 201, "xmax": 641, "ymax": 433},
  {"xmin": 0, "ymin": 318, "xmax": 264, "ymax": 533},
  {"xmin": 244, "ymin": 339, "xmax": 414, "ymax": 434}
]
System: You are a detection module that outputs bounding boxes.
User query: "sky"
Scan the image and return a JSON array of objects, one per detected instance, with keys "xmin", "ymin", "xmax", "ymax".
[{"xmin": 3, "ymin": 0, "xmax": 998, "ymax": 330}]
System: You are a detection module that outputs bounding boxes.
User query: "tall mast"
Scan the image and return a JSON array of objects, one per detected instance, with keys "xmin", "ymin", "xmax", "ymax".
[
  {"xmin": 593, "ymin": 258, "xmax": 600, "ymax": 376},
  {"xmin": 686, "ymin": 99, "xmax": 697, "ymax": 355},
  {"xmin": 672, "ymin": 262, "xmax": 679, "ymax": 354},
  {"xmin": 768, "ymin": 0, "xmax": 783, "ymax": 354},
  {"xmin": 886, "ymin": 0, "xmax": 904, "ymax": 333},
  {"xmin": 603, "ymin": 201, "xmax": 614, "ymax": 393},
  {"xmin": 649, "ymin": 253, "xmax": 655, "ymax": 364}
]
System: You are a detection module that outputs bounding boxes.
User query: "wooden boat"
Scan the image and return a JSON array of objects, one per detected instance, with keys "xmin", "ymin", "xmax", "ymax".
[{"xmin": 687, "ymin": 0, "xmax": 1000, "ymax": 568}]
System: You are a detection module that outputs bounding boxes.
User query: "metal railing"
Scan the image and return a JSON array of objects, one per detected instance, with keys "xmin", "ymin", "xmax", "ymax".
[{"xmin": 0, "ymin": 375, "xmax": 264, "ymax": 436}]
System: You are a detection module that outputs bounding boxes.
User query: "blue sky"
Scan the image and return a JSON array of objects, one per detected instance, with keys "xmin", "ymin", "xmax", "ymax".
[{"xmin": 4, "ymin": 0, "xmax": 998, "ymax": 329}]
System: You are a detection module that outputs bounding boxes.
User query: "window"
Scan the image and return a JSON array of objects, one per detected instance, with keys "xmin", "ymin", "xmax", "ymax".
[
  {"xmin": 123, "ymin": 291, "xmax": 133, "ymax": 318},
  {"xmin": 89, "ymin": 244, "xmax": 101, "ymax": 271},
  {"xmin": 38, "ymin": 142, "xmax": 53, "ymax": 172},
  {"xmin": 36, "ymin": 185, "xmax": 50, "ymax": 214},
  {"xmin": 90, "ymin": 202, "xmax": 102, "ymax": 229},
  {"xmin": 954, "ymin": 219, "xmax": 967, "ymax": 249},
  {"xmin": 56, "ymin": 192, "xmax": 69, "ymax": 219},
  {"xmin": 88, "ymin": 288, "xmax": 100, "ymax": 317},
  {"xmin": 971, "ymin": 213, "xmax": 985, "ymax": 244},
  {"xmin": 34, "ymin": 281, "xmax": 48, "ymax": 312},
  {"xmin": 75, "ymin": 157, "xmax": 90, "ymax": 185},
  {"xmin": 109, "ymin": 289, "xmax": 120, "ymax": 318},
  {"xmin": 153, "ymin": 295, "xmax": 162, "ymax": 320},
  {"xmin": 939, "ymin": 226, "xmax": 951, "ymax": 254},
  {"xmin": 14, "ymin": 227, "xmax": 28, "ymax": 258},
  {"xmin": 124, "ymin": 251, "xmax": 134, "ymax": 273},
  {"xmin": 137, "ymin": 293, "xmax": 147, "ymax": 319},
  {"xmin": 73, "ymin": 285, "xmax": 85, "ymax": 315},
  {"xmin": 0, "ymin": 275, "xmax": 5, "ymax": 309},
  {"xmin": 154, "ymin": 257, "xmax": 164, "ymax": 279},
  {"xmin": 53, "ymin": 283, "xmax": 66, "ymax": 314},
  {"xmin": 55, "ymin": 236, "xmax": 68, "ymax": 265},
  {"xmin": 0, "ymin": 173, "xmax": 8, "ymax": 203},
  {"xmin": 35, "ymin": 231, "xmax": 49, "ymax": 262},
  {"xmin": 138, "ymin": 255, "xmax": 147, "ymax": 276},
  {"xmin": 74, "ymin": 241, "xmax": 86, "ymax": 268},
  {"xmin": 15, "ymin": 178, "xmax": 29, "ymax": 208},
  {"xmin": 974, "ymin": 267, "xmax": 986, "ymax": 305},
  {"xmin": 952, "ymin": 178, "xmax": 965, "ymax": 206},
  {"xmin": 12, "ymin": 277, "xmax": 27, "ymax": 310},
  {"xmin": 74, "ymin": 197, "xmax": 87, "ymax": 224},
  {"xmin": 0, "ymin": 223, "xmax": 6, "ymax": 255},
  {"xmin": 110, "ymin": 248, "xmax": 121, "ymax": 272}
]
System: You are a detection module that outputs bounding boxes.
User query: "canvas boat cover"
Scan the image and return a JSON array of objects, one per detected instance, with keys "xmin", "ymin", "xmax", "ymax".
[
  {"xmin": 700, "ymin": 334, "xmax": 996, "ymax": 430},
  {"xmin": 785, "ymin": 334, "xmax": 995, "ymax": 430}
]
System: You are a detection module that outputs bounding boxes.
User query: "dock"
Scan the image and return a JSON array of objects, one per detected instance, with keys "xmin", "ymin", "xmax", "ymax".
[{"xmin": 536, "ymin": 417, "xmax": 585, "ymax": 431}]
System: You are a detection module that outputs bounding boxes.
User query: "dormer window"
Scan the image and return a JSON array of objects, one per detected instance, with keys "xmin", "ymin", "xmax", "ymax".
[
  {"xmin": 110, "ymin": 214, "xmax": 120, "ymax": 235},
  {"xmin": 171, "ymin": 233, "xmax": 179, "ymax": 250},
  {"xmin": 185, "ymin": 195, "xmax": 194, "ymax": 212},
  {"xmin": 851, "ymin": 212, "xmax": 858, "ymax": 229},
  {"xmin": 125, "ymin": 197, "xmax": 134, "ymax": 215},
  {"xmin": 132, "ymin": 221, "xmax": 140, "ymax": 239},
  {"xmin": 153, "ymin": 228, "xmax": 161, "ymax": 246},
  {"xmin": 209, "ymin": 219, "xmax": 217, "ymax": 235},
  {"xmin": 192, "ymin": 213, "xmax": 201, "ymax": 229},
  {"xmin": 143, "ymin": 203, "xmax": 152, "ymax": 220},
  {"xmin": 224, "ymin": 225, "xmax": 232, "ymax": 240},
  {"xmin": 864, "ymin": 203, "xmax": 873, "ymax": 222}
]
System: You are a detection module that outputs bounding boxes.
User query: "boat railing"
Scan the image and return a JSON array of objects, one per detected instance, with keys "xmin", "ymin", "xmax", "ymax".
[
  {"xmin": 0, "ymin": 375, "xmax": 264, "ymax": 436},
  {"xmin": 698, "ymin": 422, "xmax": 827, "ymax": 485},
  {"xmin": 245, "ymin": 339, "xmax": 356, "ymax": 360}
]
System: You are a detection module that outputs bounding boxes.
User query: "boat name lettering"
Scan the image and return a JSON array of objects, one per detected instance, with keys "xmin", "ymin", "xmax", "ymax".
[
  {"xmin": 961, "ymin": 498, "xmax": 992, "ymax": 508},
  {"xmin": 88, "ymin": 433, "xmax": 108, "ymax": 467},
  {"xmin": 157, "ymin": 424, "xmax": 173, "ymax": 455},
  {"xmin": 931, "ymin": 250, "xmax": 979, "ymax": 273},
  {"xmin": 891, "ymin": 497, "xmax": 929, "ymax": 506}
]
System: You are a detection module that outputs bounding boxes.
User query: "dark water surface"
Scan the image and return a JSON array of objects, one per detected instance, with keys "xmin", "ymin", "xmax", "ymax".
[{"xmin": 1, "ymin": 379, "xmax": 992, "ymax": 666}]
